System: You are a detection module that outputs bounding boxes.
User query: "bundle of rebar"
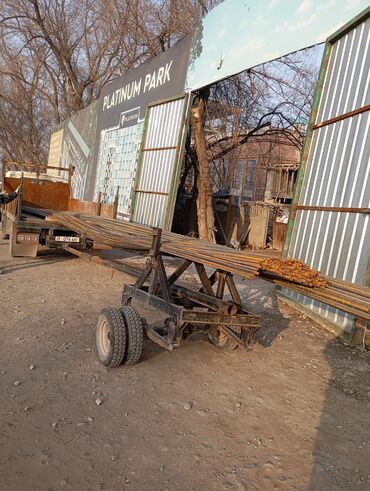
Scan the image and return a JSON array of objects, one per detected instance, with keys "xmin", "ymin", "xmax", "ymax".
[
  {"xmin": 52, "ymin": 212, "xmax": 324, "ymax": 285},
  {"xmin": 52, "ymin": 212, "xmax": 370, "ymax": 321},
  {"xmin": 275, "ymin": 278, "xmax": 370, "ymax": 322}
]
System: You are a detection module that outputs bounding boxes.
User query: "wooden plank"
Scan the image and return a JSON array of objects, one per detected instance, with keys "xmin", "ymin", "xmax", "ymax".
[
  {"xmin": 68, "ymin": 198, "xmax": 98, "ymax": 215},
  {"xmin": 248, "ymin": 203, "xmax": 269, "ymax": 248},
  {"xmin": 100, "ymin": 203, "xmax": 117, "ymax": 218},
  {"xmin": 67, "ymin": 198, "xmax": 117, "ymax": 218},
  {"xmin": 272, "ymin": 222, "xmax": 287, "ymax": 251},
  {"xmin": 4, "ymin": 177, "xmax": 69, "ymax": 211}
]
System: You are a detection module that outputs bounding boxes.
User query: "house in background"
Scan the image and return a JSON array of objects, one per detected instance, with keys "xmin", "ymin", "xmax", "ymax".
[
  {"xmin": 226, "ymin": 131, "xmax": 302, "ymax": 204},
  {"xmin": 207, "ymin": 129, "xmax": 303, "ymax": 249}
]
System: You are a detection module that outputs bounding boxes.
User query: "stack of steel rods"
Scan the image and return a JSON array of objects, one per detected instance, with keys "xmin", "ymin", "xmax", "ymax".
[
  {"xmin": 51, "ymin": 212, "xmax": 370, "ymax": 321},
  {"xmin": 53, "ymin": 212, "xmax": 324, "ymax": 286},
  {"xmin": 275, "ymin": 280, "xmax": 370, "ymax": 322}
]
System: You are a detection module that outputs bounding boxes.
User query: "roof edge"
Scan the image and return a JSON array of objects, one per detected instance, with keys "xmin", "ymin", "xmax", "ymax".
[{"xmin": 327, "ymin": 6, "xmax": 370, "ymax": 44}]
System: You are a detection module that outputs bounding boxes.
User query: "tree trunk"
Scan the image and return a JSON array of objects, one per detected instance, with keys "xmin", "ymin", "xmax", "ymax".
[{"xmin": 192, "ymin": 91, "xmax": 215, "ymax": 242}]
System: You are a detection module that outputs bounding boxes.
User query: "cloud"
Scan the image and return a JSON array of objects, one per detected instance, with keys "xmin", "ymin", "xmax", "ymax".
[
  {"xmin": 274, "ymin": 20, "xmax": 290, "ymax": 33},
  {"xmin": 317, "ymin": 0, "xmax": 336, "ymax": 10},
  {"xmin": 218, "ymin": 27, "xmax": 228, "ymax": 39},
  {"xmin": 230, "ymin": 38, "xmax": 266, "ymax": 60},
  {"xmin": 317, "ymin": 22, "xmax": 344, "ymax": 42},
  {"xmin": 345, "ymin": 0, "xmax": 363, "ymax": 9},
  {"xmin": 297, "ymin": 0, "xmax": 312, "ymax": 14},
  {"xmin": 263, "ymin": 50, "xmax": 280, "ymax": 61},
  {"xmin": 268, "ymin": 0, "xmax": 280, "ymax": 8},
  {"xmin": 241, "ymin": 15, "xmax": 267, "ymax": 29},
  {"xmin": 288, "ymin": 14, "xmax": 317, "ymax": 31}
]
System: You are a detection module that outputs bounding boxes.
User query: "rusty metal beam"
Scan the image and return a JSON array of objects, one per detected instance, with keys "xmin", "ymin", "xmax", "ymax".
[
  {"xmin": 312, "ymin": 104, "xmax": 370, "ymax": 130},
  {"xmin": 134, "ymin": 189, "xmax": 169, "ymax": 196},
  {"xmin": 194, "ymin": 262, "xmax": 215, "ymax": 296},
  {"xmin": 142, "ymin": 146, "xmax": 177, "ymax": 152},
  {"xmin": 167, "ymin": 259, "xmax": 192, "ymax": 285},
  {"xmin": 181, "ymin": 310, "xmax": 260, "ymax": 327},
  {"xmin": 295, "ymin": 205, "xmax": 370, "ymax": 214}
]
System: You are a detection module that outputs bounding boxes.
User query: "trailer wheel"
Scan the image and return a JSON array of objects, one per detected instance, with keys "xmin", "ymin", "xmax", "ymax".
[
  {"xmin": 207, "ymin": 326, "xmax": 241, "ymax": 351},
  {"xmin": 120, "ymin": 306, "xmax": 144, "ymax": 365},
  {"xmin": 96, "ymin": 308, "xmax": 127, "ymax": 367}
]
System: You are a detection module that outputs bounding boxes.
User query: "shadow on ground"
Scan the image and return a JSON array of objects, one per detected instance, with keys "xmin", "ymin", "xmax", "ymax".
[
  {"xmin": 237, "ymin": 278, "xmax": 291, "ymax": 348},
  {"xmin": 308, "ymin": 337, "xmax": 370, "ymax": 490},
  {"xmin": 0, "ymin": 246, "xmax": 73, "ymax": 274}
]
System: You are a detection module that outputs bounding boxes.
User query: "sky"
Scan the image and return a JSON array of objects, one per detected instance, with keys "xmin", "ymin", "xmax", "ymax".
[{"xmin": 186, "ymin": 0, "xmax": 369, "ymax": 90}]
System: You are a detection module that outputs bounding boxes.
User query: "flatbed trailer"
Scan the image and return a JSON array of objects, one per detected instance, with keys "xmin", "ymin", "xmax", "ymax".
[
  {"xmin": 50, "ymin": 211, "xmax": 370, "ymax": 361},
  {"xmin": 52, "ymin": 212, "xmax": 370, "ymax": 361},
  {"xmin": 95, "ymin": 227, "xmax": 262, "ymax": 367}
]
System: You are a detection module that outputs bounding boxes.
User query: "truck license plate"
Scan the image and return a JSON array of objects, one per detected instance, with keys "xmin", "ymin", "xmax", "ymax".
[
  {"xmin": 17, "ymin": 233, "xmax": 39, "ymax": 244},
  {"xmin": 54, "ymin": 236, "xmax": 80, "ymax": 243}
]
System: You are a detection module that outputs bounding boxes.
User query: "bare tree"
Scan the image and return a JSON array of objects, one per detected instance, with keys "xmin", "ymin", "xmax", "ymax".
[
  {"xmin": 0, "ymin": 0, "xmax": 217, "ymax": 161},
  {"xmin": 0, "ymin": 38, "xmax": 51, "ymax": 161},
  {"xmin": 189, "ymin": 45, "xmax": 323, "ymax": 241},
  {"xmin": 192, "ymin": 88, "xmax": 216, "ymax": 242}
]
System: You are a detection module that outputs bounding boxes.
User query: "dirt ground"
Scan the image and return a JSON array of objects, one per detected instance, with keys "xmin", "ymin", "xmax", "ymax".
[{"xmin": 0, "ymin": 240, "xmax": 369, "ymax": 491}]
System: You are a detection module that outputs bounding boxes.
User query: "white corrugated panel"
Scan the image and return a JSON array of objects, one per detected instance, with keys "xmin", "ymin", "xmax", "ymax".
[
  {"xmin": 132, "ymin": 97, "xmax": 187, "ymax": 228},
  {"xmin": 284, "ymin": 15, "xmax": 370, "ymax": 334},
  {"xmin": 316, "ymin": 17, "xmax": 370, "ymax": 122}
]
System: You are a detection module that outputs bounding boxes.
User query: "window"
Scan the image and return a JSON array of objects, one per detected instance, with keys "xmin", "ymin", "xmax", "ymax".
[
  {"xmin": 231, "ymin": 160, "xmax": 243, "ymax": 190},
  {"xmin": 245, "ymin": 159, "xmax": 256, "ymax": 187}
]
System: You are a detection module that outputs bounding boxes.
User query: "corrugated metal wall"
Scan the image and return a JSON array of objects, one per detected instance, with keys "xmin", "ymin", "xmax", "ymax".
[
  {"xmin": 284, "ymin": 14, "xmax": 370, "ymax": 334},
  {"xmin": 131, "ymin": 96, "xmax": 189, "ymax": 229}
]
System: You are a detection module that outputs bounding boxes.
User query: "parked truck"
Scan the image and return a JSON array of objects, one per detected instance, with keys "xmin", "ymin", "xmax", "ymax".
[
  {"xmin": 1, "ymin": 161, "xmax": 85, "ymax": 257},
  {"xmin": 1, "ymin": 160, "xmax": 118, "ymax": 257}
]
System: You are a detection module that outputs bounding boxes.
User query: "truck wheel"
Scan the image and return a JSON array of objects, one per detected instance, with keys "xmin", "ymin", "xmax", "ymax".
[
  {"xmin": 96, "ymin": 308, "xmax": 127, "ymax": 367},
  {"xmin": 1, "ymin": 215, "xmax": 9, "ymax": 239},
  {"xmin": 207, "ymin": 326, "xmax": 241, "ymax": 351},
  {"xmin": 120, "ymin": 306, "xmax": 144, "ymax": 365}
]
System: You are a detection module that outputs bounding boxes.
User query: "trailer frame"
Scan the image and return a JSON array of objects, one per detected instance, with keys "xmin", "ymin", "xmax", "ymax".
[{"xmin": 119, "ymin": 227, "xmax": 261, "ymax": 354}]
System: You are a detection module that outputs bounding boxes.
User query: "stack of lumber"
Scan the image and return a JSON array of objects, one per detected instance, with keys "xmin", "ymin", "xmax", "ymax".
[{"xmin": 52, "ymin": 212, "xmax": 370, "ymax": 321}]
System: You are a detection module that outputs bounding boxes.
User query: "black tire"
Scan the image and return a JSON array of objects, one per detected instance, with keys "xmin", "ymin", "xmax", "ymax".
[
  {"xmin": 207, "ymin": 325, "xmax": 241, "ymax": 351},
  {"xmin": 120, "ymin": 306, "xmax": 143, "ymax": 365},
  {"xmin": 96, "ymin": 308, "xmax": 127, "ymax": 367},
  {"xmin": 0, "ymin": 215, "xmax": 9, "ymax": 239}
]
